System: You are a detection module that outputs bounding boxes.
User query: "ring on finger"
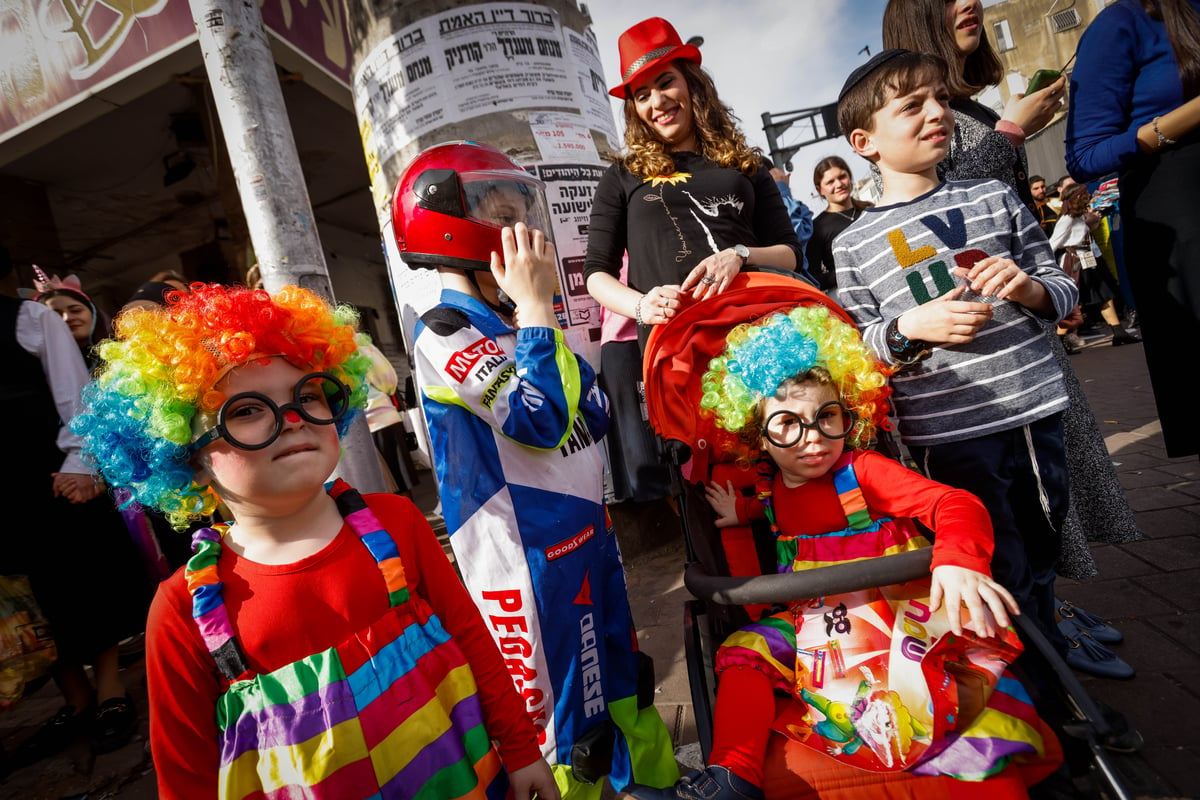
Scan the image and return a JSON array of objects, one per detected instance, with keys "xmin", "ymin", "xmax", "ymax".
[{"xmin": 701, "ymin": 275, "xmax": 716, "ymax": 285}]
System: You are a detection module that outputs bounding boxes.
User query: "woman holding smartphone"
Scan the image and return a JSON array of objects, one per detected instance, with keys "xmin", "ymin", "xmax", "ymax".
[{"xmin": 883, "ymin": 0, "xmax": 1065, "ymax": 207}]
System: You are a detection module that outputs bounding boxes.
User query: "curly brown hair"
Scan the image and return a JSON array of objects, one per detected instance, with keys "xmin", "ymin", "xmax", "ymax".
[
  {"xmin": 1061, "ymin": 183, "xmax": 1091, "ymax": 217},
  {"xmin": 620, "ymin": 59, "xmax": 762, "ymax": 181}
]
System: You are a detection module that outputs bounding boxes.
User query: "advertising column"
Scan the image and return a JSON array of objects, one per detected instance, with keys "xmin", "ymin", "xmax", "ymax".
[{"xmin": 351, "ymin": 1, "xmax": 616, "ymax": 367}]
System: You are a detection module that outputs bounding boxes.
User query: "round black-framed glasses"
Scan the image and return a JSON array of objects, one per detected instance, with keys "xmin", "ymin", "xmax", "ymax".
[
  {"xmin": 189, "ymin": 372, "xmax": 350, "ymax": 453},
  {"xmin": 761, "ymin": 401, "xmax": 857, "ymax": 448}
]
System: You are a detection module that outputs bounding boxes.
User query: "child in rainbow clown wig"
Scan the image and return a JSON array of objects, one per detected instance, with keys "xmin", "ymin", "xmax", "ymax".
[
  {"xmin": 624, "ymin": 306, "xmax": 1061, "ymax": 800},
  {"xmin": 72, "ymin": 283, "xmax": 559, "ymax": 800}
]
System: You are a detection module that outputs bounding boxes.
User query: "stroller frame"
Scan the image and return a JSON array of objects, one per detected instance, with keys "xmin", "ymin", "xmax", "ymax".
[{"xmin": 641, "ymin": 269, "xmax": 1140, "ymax": 799}]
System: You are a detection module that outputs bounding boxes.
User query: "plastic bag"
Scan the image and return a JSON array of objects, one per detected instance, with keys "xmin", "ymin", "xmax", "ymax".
[{"xmin": 0, "ymin": 575, "xmax": 57, "ymax": 709}]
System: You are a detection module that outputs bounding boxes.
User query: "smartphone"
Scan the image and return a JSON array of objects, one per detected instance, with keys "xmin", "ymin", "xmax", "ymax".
[{"xmin": 1026, "ymin": 69, "xmax": 1061, "ymax": 95}]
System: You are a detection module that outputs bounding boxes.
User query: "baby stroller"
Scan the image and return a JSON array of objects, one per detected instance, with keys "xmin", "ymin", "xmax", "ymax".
[{"xmin": 641, "ymin": 270, "xmax": 1139, "ymax": 799}]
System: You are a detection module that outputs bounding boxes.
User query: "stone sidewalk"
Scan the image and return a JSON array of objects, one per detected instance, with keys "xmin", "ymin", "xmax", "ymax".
[{"xmin": 1, "ymin": 339, "xmax": 1195, "ymax": 798}]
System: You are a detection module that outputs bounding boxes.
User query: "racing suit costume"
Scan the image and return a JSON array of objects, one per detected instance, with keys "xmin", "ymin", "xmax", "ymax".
[{"xmin": 413, "ymin": 288, "xmax": 676, "ymax": 799}]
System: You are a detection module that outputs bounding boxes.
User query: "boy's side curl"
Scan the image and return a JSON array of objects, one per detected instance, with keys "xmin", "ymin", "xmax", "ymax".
[{"xmin": 72, "ymin": 283, "xmax": 371, "ymax": 527}]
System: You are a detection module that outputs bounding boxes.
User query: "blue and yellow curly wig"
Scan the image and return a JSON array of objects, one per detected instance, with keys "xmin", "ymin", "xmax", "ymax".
[
  {"xmin": 71, "ymin": 283, "xmax": 370, "ymax": 527},
  {"xmin": 699, "ymin": 305, "xmax": 892, "ymax": 453}
]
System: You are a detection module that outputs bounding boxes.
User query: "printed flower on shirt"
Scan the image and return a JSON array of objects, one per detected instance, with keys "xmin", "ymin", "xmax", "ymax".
[{"xmin": 649, "ymin": 171, "xmax": 692, "ymax": 186}]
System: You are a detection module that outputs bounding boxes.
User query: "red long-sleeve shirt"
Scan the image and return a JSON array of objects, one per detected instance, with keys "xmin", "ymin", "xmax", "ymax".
[
  {"xmin": 146, "ymin": 493, "xmax": 541, "ymax": 799},
  {"xmin": 732, "ymin": 450, "xmax": 994, "ymax": 573}
]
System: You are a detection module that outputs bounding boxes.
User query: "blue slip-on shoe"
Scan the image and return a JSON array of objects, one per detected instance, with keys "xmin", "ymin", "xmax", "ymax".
[
  {"xmin": 619, "ymin": 766, "xmax": 764, "ymax": 800},
  {"xmin": 1060, "ymin": 618, "xmax": 1135, "ymax": 679},
  {"xmin": 1056, "ymin": 598, "xmax": 1123, "ymax": 644}
]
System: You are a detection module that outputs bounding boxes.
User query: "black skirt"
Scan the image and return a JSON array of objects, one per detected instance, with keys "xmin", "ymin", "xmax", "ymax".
[
  {"xmin": 17, "ymin": 495, "xmax": 152, "ymax": 663},
  {"xmin": 1077, "ymin": 256, "xmax": 1117, "ymax": 307},
  {"xmin": 598, "ymin": 340, "xmax": 672, "ymax": 503}
]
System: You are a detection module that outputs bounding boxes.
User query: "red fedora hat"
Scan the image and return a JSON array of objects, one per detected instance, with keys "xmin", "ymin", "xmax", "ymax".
[{"xmin": 609, "ymin": 17, "xmax": 701, "ymax": 99}]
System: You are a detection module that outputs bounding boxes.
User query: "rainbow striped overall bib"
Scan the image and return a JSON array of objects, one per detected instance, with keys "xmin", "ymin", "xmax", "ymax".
[
  {"xmin": 186, "ymin": 480, "xmax": 508, "ymax": 800},
  {"xmin": 717, "ymin": 452, "xmax": 1049, "ymax": 780}
]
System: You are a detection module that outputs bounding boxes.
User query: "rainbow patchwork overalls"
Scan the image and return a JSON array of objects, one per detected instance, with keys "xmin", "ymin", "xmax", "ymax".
[
  {"xmin": 186, "ymin": 480, "xmax": 508, "ymax": 800},
  {"xmin": 716, "ymin": 452, "xmax": 1049, "ymax": 779}
]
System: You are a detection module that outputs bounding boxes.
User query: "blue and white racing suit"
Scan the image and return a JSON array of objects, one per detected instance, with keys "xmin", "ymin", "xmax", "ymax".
[{"xmin": 413, "ymin": 289, "xmax": 676, "ymax": 799}]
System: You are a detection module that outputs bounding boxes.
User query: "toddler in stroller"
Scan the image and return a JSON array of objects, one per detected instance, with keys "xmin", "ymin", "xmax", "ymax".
[{"xmin": 627, "ymin": 302, "xmax": 1063, "ymax": 800}]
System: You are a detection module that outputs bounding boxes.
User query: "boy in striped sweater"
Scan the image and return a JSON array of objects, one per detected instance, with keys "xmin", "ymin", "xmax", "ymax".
[{"xmin": 832, "ymin": 50, "xmax": 1078, "ymax": 650}]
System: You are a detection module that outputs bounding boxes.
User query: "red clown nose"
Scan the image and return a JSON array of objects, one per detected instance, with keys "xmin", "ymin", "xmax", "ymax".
[{"xmin": 283, "ymin": 409, "xmax": 302, "ymax": 423}]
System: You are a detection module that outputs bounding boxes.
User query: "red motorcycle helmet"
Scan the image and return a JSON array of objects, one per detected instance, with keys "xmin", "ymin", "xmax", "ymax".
[{"xmin": 391, "ymin": 141, "xmax": 552, "ymax": 272}]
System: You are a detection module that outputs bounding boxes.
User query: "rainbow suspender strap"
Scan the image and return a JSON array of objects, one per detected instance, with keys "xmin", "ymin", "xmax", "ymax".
[
  {"xmin": 831, "ymin": 455, "xmax": 875, "ymax": 531},
  {"xmin": 185, "ymin": 480, "xmax": 505, "ymax": 800},
  {"xmin": 775, "ymin": 453, "xmax": 930, "ymax": 573}
]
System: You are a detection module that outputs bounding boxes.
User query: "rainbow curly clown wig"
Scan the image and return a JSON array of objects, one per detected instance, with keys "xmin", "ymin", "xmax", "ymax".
[
  {"xmin": 700, "ymin": 305, "xmax": 893, "ymax": 455},
  {"xmin": 72, "ymin": 284, "xmax": 370, "ymax": 527}
]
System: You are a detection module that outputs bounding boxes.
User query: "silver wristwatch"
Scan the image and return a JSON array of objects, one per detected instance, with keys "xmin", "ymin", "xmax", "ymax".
[{"xmin": 732, "ymin": 244, "xmax": 750, "ymax": 266}]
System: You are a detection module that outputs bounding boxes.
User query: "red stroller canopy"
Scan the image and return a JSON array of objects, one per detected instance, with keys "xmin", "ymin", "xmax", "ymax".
[{"xmin": 642, "ymin": 271, "xmax": 852, "ymax": 480}]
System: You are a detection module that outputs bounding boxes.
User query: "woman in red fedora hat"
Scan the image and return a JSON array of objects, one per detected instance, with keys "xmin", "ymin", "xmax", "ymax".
[
  {"xmin": 583, "ymin": 17, "xmax": 805, "ymax": 331},
  {"xmin": 582, "ymin": 17, "xmax": 808, "ymax": 507}
]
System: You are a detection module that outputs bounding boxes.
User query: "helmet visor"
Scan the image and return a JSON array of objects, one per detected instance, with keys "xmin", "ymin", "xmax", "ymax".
[{"xmin": 460, "ymin": 171, "xmax": 554, "ymax": 242}]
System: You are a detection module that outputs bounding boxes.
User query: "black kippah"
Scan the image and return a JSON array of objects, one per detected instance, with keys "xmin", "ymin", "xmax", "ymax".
[{"xmin": 838, "ymin": 49, "xmax": 912, "ymax": 103}]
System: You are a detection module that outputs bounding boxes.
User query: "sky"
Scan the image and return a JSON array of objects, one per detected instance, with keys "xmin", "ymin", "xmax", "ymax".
[{"xmin": 587, "ymin": 0, "xmax": 892, "ymax": 207}]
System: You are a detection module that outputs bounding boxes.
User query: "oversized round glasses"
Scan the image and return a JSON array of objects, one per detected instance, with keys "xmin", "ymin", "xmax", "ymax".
[
  {"xmin": 761, "ymin": 402, "xmax": 857, "ymax": 448},
  {"xmin": 189, "ymin": 372, "xmax": 350, "ymax": 453}
]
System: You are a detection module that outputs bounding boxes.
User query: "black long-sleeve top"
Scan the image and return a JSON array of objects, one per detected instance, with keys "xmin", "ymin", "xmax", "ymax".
[{"xmin": 583, "ymin": 151, "xmax": 804, "ymax": 293}]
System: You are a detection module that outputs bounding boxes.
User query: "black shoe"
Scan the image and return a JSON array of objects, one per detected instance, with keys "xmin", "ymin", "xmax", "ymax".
[
  {"xmin": 1094, "ymin": 700, "xmax": 1144, "ymax": 753},
  {"xmin": 620, "ymin": 766, "xmax": 764, "ymax": 800},
  {"xmin": 91, "ymin": 694, "xmax": 137, "ymax": 754},
  {"xmin": 11, "ymin": 705, "xmax": 92, "ymax": 766},
  {"xmin": 1109, "ymin": 325, "xmax": 1141, "ymax": 346}
]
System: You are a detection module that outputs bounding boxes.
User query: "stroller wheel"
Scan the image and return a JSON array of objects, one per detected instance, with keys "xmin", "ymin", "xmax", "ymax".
[{"xmin": 1063, "ymin": 693, "xmax": 1144, "ymax": 754}]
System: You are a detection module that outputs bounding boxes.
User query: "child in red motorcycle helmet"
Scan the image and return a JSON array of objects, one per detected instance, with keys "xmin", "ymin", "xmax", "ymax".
[{"xmin": 394, "ymin": 141, "xmax": 678, "ymax": 798}]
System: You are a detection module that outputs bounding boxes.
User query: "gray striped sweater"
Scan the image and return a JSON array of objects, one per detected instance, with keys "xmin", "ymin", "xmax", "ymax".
[{"xmin": 834, "ymin": 179, "xmax": 1078, "ymax": 446}]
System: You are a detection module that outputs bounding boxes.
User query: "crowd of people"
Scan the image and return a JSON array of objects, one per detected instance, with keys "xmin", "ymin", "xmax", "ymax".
[{"xmin": 1, "ymin": 0, "xmax": 1195, "ymax": 798}]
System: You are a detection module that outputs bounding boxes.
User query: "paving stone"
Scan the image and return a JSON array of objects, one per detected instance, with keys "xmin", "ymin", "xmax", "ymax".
[
  {"xmin": 1146, "ymin": 611, "xmax": 1200, "ymax": 656},
  {"xmin": 1088, "ymin": 617, "xmax": 1198, "ymax": 672},
  {"xmin": 1057, "ymin": 578, "xmax": 1178, "ymax": 621},
  {"xmin": 1157, "ymin": 460, "xmax": 1200, "ymax": 481},
  {"xmin": 1172, "ymin": 481, "xmax": 1200, "ymax": 502},
  {"xmin": 1082, "ymin": 672, "xmax": 1200, "ymax": 749},
  {"xmin": 1127, "ymin": 485, "xmax": 1200, "ymax": 512},
  {"xmin": 1135, "ymin": 570, "xmax": 1200, "ymax": 613},
  {"xmin": 1087, "ymin": 544, "xmax": 1159, "ymax": 579},
  {"xmin": 1129, "ymin": 505, "xmax": 1200, "ymax": 539},
  {"xmin": 1120, "ymin": 537, "xmax": 1200, "ymax": 572},
  {"xmin": 1105, "ymin": 450, "xmax": 1177, "ymax": 473},
  {"xmin": 1134, "ymin": 744, "xmax": 1200, "ymax": 800},
  {"xmin": 1116, "ymin": 467, "xmax": 1188, "ymax": 490}
]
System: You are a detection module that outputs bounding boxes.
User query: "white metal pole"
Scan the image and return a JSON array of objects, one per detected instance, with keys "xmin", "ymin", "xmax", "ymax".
[{"xmin": 188, "ymin": 0, "xmax": 386, "ymax": 493}]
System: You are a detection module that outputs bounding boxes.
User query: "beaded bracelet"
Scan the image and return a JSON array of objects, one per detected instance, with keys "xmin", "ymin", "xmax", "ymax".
[
  {"xmin": 1153, "ymin": 116, "xmax": 1176, "ymax": 149},
  {"xmin": 634, "ymin": 293, "xmax": 647, "ymax": 326}
]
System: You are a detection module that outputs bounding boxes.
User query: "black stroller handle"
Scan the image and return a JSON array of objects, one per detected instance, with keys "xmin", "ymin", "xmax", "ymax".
[{"xmin": 683, "ymin": 549, "xmax": 933, "ymax": 606}]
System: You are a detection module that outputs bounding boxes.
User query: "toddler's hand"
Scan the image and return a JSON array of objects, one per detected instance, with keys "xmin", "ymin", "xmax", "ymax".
[
  {"xmin": 930, "ymin": 565, "xmax": 1020, "ymax": 638},
  {"xmin": 704, "ymin": 481, "xmax": 740, "ymax": 528},
  {"xmin": 52, "ymin": 472, "xmax": 102, "ymax": 504},
  {"xmin": 509, "ymin": 758, "xmax": 560, "ymax": 800},
  {"xmin": 897, "ymin": 286, "xmax": 992, "ymax": 345}
]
